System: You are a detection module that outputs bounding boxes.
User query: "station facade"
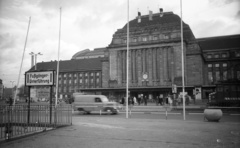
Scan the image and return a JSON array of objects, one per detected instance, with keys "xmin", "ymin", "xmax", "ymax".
[{"xmin": 29, "ymin": 11, "xmax": 240, "ymax": 102}]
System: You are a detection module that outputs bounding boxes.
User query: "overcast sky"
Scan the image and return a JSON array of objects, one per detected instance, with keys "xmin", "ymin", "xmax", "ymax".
[{"xmin": 0, "ymin": 0, "xmax": 240, "ymax": 88}]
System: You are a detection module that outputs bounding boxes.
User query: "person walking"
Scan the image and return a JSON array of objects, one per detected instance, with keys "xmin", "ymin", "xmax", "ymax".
[
  {"xmin": 133, "ymin": 96, "xmax": 137, "ymax": 105},
  {"xmin": 168, "ymin": 95, "xmax": 173, "ymax": 108}
]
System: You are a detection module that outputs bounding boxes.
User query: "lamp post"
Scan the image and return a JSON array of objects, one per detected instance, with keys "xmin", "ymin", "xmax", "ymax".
[{"xmin": 29, "ymin": 52, "xmax": 42, "ymax": 70}]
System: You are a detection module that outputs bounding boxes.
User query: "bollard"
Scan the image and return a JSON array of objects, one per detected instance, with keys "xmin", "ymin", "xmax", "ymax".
[
  {"xmin": 129, "ymin": 107, "xmax": 131, "ymax": 118},
  {"xmin": 165, "ymin": 106, "xmax": 168, "ymax": 120}
]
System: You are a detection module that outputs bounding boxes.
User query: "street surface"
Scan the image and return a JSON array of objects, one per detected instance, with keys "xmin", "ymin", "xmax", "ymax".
[{"xmin": 1, "ymin": 111, "xmax": 240, "ymax": 148}]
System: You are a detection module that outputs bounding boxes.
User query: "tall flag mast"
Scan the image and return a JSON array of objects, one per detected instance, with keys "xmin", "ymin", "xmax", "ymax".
[
  {"xmin": 55, "ymin": 7, "xmax": 62, "ymax": 107},
  {"xmin": 13, "ymin": 17, "xmax": 31, "ymax": 107},
  {"xmin": 180, "ymin": 0, "xmax": 186, "ymax": 120},
  {"xmin": 126, "ymin": 0, "xmax": 129, "ymax": 118}
]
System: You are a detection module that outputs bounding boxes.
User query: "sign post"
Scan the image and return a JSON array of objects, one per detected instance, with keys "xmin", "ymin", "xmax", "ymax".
[{"xmin": 25, "ymin": 70, "xmax": 55, "ymax": 124}]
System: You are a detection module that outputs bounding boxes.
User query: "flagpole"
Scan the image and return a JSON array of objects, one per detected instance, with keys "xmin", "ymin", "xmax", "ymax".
[
  {"xmin": 13, "ymin": 17, "xmax": 31, "ymax": 108},
  {"xmin": 126, "ymin": 0, "xmax": 129, "ymax": 119},
  {"xmin": 180, "ymin": 0, "xmax": 186, "ymax": 120},
  {"xmin": 55, "ymin": 7, "xmax": 62, "ymax": 107}
]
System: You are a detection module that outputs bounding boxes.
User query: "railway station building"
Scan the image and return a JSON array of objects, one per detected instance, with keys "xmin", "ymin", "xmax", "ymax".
[{"xmin": 28, "ymin": 11, "xmax": 240, "ymax": 103}]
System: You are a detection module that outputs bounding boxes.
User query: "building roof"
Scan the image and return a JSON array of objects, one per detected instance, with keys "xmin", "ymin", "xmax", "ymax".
[
  {"xmin": 29, "ymin": 58, "xmax": 103, "ymax": 72},
  {"xmin": 122, "ymin": 12, "xmax": 186, "ymax": 29},
  {"xmin": 71, "ymin": 48, "xmax": 106, "ymax": 60},
  {"xmin": 109, "ymin": 11, "xmax": 196, "ymax": 47},
  {"xmin": 197, "ymin": 34, "xmax": 240, "ymax": 51}
]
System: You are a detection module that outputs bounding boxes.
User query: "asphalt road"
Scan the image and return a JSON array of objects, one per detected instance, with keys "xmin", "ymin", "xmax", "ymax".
[
  {"xmin": 1, "ymin": 113, "xmax": 240, "ymax": 148},
  {"xmin": 73, "ymin": 111, "xmax": 240, "ymax": 123}
]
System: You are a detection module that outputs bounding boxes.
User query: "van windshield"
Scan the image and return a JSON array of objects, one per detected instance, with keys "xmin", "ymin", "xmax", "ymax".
[{"xmin": 101, "ymin": 96, "xmax": 109, "ymax": 102}]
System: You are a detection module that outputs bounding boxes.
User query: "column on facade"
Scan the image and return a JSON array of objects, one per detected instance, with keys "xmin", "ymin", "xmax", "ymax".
[
  {"xmin": 137, "ymin": 49, "xmax": 142, "ymax": 86},
  {"xmin": 159, "ymin": 47, "xmax": 164, "ymax": 85},
  {"xmin": 156, "ymin": 48, "xmax": 160, "ymax": 84},
  {"xmin": 128, "ymin": 49, "xmax": 132, "ymax": 86},
  {"xmin": 132, "ymin": 49, "xmax": 136, "ymax": 85},
  {"xmin": 148, "ymin": 48, "xmax": 153, "ymax": 86},
  {"xmin": 142, "ymin": 49, "xmax": 146, "ymax": 74},
  {"xmin": 152, "ymin": 48, "xmax": 157, "ymax": 85},
  {"xmin": 122, "ymin": 50, "xmax": 126, "ymax": 83},
  {"xmin": 167, "ymin": 47, "xmax": 171, "ymax": 81},
  {"xmin": 117, "ymin": 50, "xmax": 122, "ymax": 86},
  {"xmin": 170, "ymin": 47, "xmax": 175, "ymax": 83},
  {"xmin": 163, "ymin": 47, "xmax": 168, "ymax": 84}
]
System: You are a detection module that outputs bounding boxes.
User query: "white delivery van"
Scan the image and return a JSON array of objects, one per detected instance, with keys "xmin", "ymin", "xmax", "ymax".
[{"xmin": 73, "ymin": 95, "xmax": 121, "ymax": 114}]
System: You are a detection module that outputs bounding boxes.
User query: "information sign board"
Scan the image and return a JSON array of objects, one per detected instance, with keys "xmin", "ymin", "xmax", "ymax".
[{"xmin": 25, "ymin": 71, "xmax": 54, "ymax": 86}]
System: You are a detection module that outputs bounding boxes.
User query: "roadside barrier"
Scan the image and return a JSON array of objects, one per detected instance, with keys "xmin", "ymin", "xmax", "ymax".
[{"xmin": 0, "ymin": 104, "xmax": 72, "ymax": 141}]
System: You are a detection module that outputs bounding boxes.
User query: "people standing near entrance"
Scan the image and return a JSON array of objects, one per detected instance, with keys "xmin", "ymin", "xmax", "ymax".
[
  {"xmin": 144, "ymin": 95, "xmax": 148, "ymax": 106},
  {"xmin": 164, "ymin": 96, "xmax": 169, "ymax": 105},
  {"xmin": 168, "ymin": 95, "xmax": 173, "ymax": 107},
  {"xmin": 121, "ymin": 97, "xmax": 125, "ymax": 105},
  {"xmin": 133, "ymin": 96, "xmax": 137, "ymax": 105},
  {"xmin": 156, "ymin": 96, "xmax": 159, "ymax": 105}
]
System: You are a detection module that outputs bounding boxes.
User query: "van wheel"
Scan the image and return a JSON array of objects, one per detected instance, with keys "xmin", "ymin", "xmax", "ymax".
[
  {"xmin": 85, "ymin": 111, "xmax": 91, "ymax": 114},
  {"xmin": 105, "ymin": 108, "xmax": 113, "ymax": 115}
]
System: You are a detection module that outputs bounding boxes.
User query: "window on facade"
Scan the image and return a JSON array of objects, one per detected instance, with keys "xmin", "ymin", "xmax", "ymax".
[
  {"xmin": 85, "ymin": 79, "xmax": 88, "ymax": 84},
  {"xmin": 214, "ymin": 54, "xmax": 219, "ymax": 58},
  {"xmin": 59, "ymin": 75, "xmax": 62, "ymax": 78},
  {"xmin": 153, "ymin": 36, "xmax": 158, "ymax": 40},
  {"xmin": 74, "ymin": 74, "xmax": 77, "ymax": 77},
  {"xmin": 149, "ymin": 36, "xmax": 152, "ymax": 41},
  {"xmin": 64, "ymin": 80, "xmax": 66, "ymax": 84},
  {"xmin": 207, "ymin": 55, "xmax": 212, "ymax": 59},
  {"xmin": 96, "ymin": 72, "xmax": 99, "ymax": 76},
  {"xmin": 223, "ymin": 71, "xmax": 227, "ymax": 81},
  {"xmin": 142, "ymin": 36, "xmax": 147, "ymax": 42},
  {"xmin": 207, "ymin": 64, "xmax": 212, "ymax": 68},
  {"xmin": 75, "ymin": 86, "xmax": 78, "ymax": 92},
  {"xmin": 222, "ymin": 53, "xmax": 227, "ymax": 58},
  {"xmin": 138, "ymin": 36, "xmax": 141, "ymax": 42},
  {"xmin": 69, "ymin": 74, "xmax": 72, "ymax": 78},
  {"xmin": 59, "ymin": 80, "xmax": 61, "ymax": 84},
  {"xmin": 237, "ymin": 71, "xmax": 240, "ymax": 80},
  {"xmin": 58, "ymin": 87, "xmax": 61, "ymax": 93},
  {"xmin": 123, "ymin": 39, "xmax": 127, "ymax": 43},
  {"xmin": 236, "ymin": 52, "xmax": 240, "ymax": 57},
  {"xmin": 215, "ymin": 64, "xmax": 220, "ymax": 67},
  {"xmin": 79, "ymin": 79, "xmax": 82, "ymax": 84},
  {"xmin": 74, "ymin": 79, "xmax": 77, "ymax": 84},
  {"xmin": 69, "ymin": 80, "xmax": 71, "ymax": 84},
  {"xmin": 223, "ymin": 63, "xmax": 227, "ymax": 67},
  {"xmin": 132, "ymin": 38, "xmax": 137, "ymax": 42},
  {"xmin": 91, "ymin": 78, "xmax": 94, "ymax": 84},
  {"xmin": 85, "ymin": 73, "xmax": 88, "ymax": 77},
  {"xmin": 64, "ymin": 74, "xmax": 67, "ymax": 77},
  {"xmin": 91, "ymin": 73, "xmax": 94, "ymax": 76},
  {"xmin": 79, "ymin": 73, "xmax": 82, "ymax": 77},
  {"xmin": 208, "ymin": 72, "xmax": 213, "ymax": 83},
  {"xmin": 63, "ymin": 87, "xmax": 66, "ymax": 93},
  {"xmin": 96, "ymin": 78, "xmax": 99, "ymax": 84},
  {"xmin": 216, "ymin": 71, "xmax": 220, "ymax": 81}
]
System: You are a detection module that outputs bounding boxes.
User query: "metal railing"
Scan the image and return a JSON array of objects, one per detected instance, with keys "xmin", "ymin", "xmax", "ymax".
[{"xmin": 0, "ymin": 104, "xmax": 72, "ymax": 141}]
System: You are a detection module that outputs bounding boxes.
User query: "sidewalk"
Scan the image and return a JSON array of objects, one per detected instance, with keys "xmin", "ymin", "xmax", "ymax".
[{"xmin": 1, "ymin": 116, "xmax": 240, "ymax": 148}]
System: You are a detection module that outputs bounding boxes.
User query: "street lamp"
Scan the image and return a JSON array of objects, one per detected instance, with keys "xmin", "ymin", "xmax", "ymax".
[{"xmin": 29, "ymin": 52, "xmax": 42, "ymax": 70}]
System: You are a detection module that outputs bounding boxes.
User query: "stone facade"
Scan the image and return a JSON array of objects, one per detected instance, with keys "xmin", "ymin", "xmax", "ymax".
[{"xmin": 106, "ymin": 12, "xmax": 203, "ymax": 91}]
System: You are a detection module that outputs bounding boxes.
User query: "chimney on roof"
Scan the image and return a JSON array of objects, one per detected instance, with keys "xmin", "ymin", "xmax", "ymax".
[
  {"xmin": 149, "ymin": 10, "xmax": 153, "ymax": 21},
  {"xmin": 138, "ymin": 12, "xmax": 141, "ymax": 23},
  {"xmin": 159, "ymin": 8, "xmax": 163, "ymax": 17}
]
